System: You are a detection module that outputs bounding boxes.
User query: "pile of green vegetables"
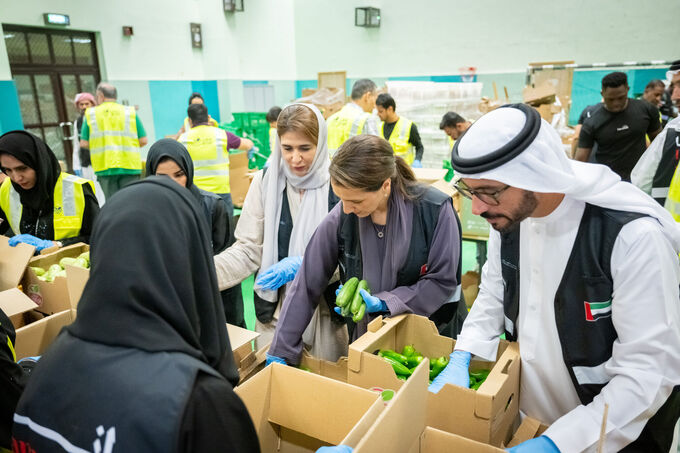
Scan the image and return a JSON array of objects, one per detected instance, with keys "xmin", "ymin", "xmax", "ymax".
[
  {"xmin": 335, "ymin": 277, "xmax": 370, "ymax": 322},
  {"xmin": 377, "ymin": 345, "xmax": 491, "ymax": 389},
  {"xmin": 31, "ymin": 252, "xmax": 90, "ymax": 282}
]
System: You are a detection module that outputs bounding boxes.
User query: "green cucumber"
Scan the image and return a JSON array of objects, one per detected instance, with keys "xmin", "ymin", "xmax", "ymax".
[
  {"xmin": 378, "ymin": 349, "xmax": 409, "ymax": 365},
  {"xmin": 350, "ymin": 280, "xmax": 370, "ymax": 314},
  {"xmin": 352, "ymin": 303, "xmax": 366, "ymax": 322},
  {"xmin": 336, "ymin": 277, "xmax": 359, "ymax": 307}
]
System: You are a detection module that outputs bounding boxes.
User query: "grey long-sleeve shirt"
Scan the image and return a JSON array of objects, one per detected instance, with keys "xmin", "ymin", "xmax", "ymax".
[{"xmin": 269, "ymin": 199, "xmax": 460, "ymax": 365}]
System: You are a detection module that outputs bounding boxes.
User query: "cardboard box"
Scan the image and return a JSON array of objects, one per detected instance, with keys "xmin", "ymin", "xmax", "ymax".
[
  {"xmin": 0, "ymin": 236, "xmax": 38, "ymax": 329},
  {"xmin": 413, "ymin": 168, "xmax": 448, "ymax": 185},
  {"xmin": 353, "ymin": 357, "xmax": 538, "ymax": 453},
  {"xmin": 23, "ymin": 243, "xmax": 89, "ymax": 314},
  {"xmin": 299, "ymin": 350, "xmax": 348, "ymax": 382},
  {"xmin": 65, "ymin": 264, "xmax": 90, "ymax": 309},
  {"xmin": 347, "ymin": 314, "xmax": 520, "ymax": 446},
  {"xmin": 523, "ymin": 81, "xmax": 557, "ymax": 106},
  {"xmin": 235, "ymin": 363, "xmax": 384, "ymax": 452},
  {"xmin": 229, "ymin": 151, "xmax": 251, "ymax": 208},
  {"xmin": 226, "ymin": 323, "xmax": 265, "ymax": 383},
  {"xmin": 14, "ymin": 309, "xmax": 76, "ymax": 360}
]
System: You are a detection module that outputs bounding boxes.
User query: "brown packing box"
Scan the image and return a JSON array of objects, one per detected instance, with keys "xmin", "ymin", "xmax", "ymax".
[
  {"xmin": 235, "ymin": 363, "xmax": 384, "ymax": 452},
  {"xmin": 413, "ymin": 168, "xmax": 448, "ymax": 185},
  {"xmin": 299, "ymin": 350, "xmax": 349, "ymax": 382},
  {"xmin": 229, "ymin": 151, "xmax": 251, "ymax": 208},
  {"xmin": 0, "ymin": 236, "xmax": 38, "ymax": 329},
  {"xmin": 14, "ymin": 309, "xmax": 77, "ymax": 360},
  {"xmin": 523, "ymin": 81, "xmax": 557, "ymax": 106},
  {"xmin": 23, "ymin": 243, "xmax": 89, "ymax": 314},
  {"xmin": 353, "ymin": 359, "xmax": 541, "ymax": 453},
  {"xmin": 347, "ymin": 314, "xmax": 520, "ymax": 446}
]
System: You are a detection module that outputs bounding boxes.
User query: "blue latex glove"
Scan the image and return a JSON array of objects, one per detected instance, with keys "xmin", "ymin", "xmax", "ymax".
[
  {"xmin": 411, "ymin": 159, "xmax": 423, "ymax": 168},
  {"xmin": 428, "ymin": 350, "xmax": 471, "ymax": 393},
  {"xmin": 247, "ymin": 146, "xmax": 258, "ymax": 160},
  {"xmin": 8, "ymin": 234, "xmax": 54, "ymax": 251},
  {"xmin": 316, "ymin": 447, "xmax": 353, "ymax": 453},
  {"xmin": 17, "ymin": 356, "xmax": 41, "ymax": 363},
  {"xmin": 506, "ymin": 436, "xmax": 560, "ymax": 452},
  {"xmin": 265, "ymin": 353, "xmax": 287, "ymax": 367},
  {"xmin": 256, "ymin": 256, "xmax": 303, "ymax": 290},
  {"xmin": 359, "ymin": 289, "xmax": 387, "ymax": 313}
]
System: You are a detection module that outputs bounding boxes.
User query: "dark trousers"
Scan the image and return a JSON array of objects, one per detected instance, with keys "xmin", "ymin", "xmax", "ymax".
[{"xmin": 217, "ymin": 192, "xmax": 245, "ymax": 327}]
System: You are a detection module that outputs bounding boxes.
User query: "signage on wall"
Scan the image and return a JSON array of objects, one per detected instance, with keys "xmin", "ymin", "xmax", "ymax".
[
  {"xmin": 43, "ymin": 13, "xmax": 70, "ymax": 26},
  {"xmin": 190, "ymin": 23, "xmax": 202, "ymax": 49}
]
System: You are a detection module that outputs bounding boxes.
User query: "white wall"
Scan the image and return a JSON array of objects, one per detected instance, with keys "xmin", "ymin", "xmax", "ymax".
[
  {"xmin": 292, "ymin": 0, "xmax": 680, "ymax": 78},
  {"xmin": 0, "ymin": 0, "xmax": 296, "ymax": 80}
]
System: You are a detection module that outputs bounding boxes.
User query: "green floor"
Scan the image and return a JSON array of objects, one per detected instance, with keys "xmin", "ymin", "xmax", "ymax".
[{"xmin": 239, "ymin": 240, "xmax": 483, "ymax": 331}]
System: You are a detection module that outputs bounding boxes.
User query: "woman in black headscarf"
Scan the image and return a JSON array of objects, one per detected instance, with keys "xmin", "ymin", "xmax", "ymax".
[
  {"xmin": 0, "ymin": 130, "xmax": 99, "ymax": 250},
  {"xmin": 12, "ymin": 177, "xmax": 260, "ymax": 452},
  {"xmin": 146, "ymin": 139, "xmax": 245, "ymax": 327}
]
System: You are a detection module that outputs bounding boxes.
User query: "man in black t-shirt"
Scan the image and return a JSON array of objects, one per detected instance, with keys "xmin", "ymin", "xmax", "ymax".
[
  {"xmin": 576, "ymin": 72, "xmax": 661, "ymax": 181},
  {"xmin": 572, "ymin": 103, "xmax": 600, "ymax": 162}
]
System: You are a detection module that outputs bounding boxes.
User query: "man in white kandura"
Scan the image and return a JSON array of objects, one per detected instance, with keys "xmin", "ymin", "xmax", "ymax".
[{"xmin": 429, "ymin": 104, "xmax": 680, "ymax": 452}]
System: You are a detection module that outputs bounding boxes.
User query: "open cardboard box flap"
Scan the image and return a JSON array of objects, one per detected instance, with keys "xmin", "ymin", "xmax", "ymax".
[
  {"xmin": 0, "ymin": 288, "xmax": 38, "ymax": 318},
  {"xmin": 65, "ymin": 264, "xmax": 90, "ymax": 309},
  {"xmin": 0, "ymin": 236, "xmax": 35, "ymax": 290},
  {"xmin": 300, "ymin": 350, "xmax": 348, "ymax": 382},
  {"xmin": 236, "ymin": 363, "xmax": 383, "ymax": 451},
  {"xmin": 352, "ymin": 359, "xmax": 430, "ymax": 452},
  {"xmin": 227, "ymin": 323, "xmax": 259, "ymax": 351}
]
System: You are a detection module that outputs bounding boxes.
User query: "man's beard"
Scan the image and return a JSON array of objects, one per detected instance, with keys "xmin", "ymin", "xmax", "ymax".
[{"xmin": 481, "ymin": 190, "xmax": 538, "ymax": 234}]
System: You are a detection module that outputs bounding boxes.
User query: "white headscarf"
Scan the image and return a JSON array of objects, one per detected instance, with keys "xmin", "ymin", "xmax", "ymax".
[
  {"xmin": 455, "ymin": 106, "xmax": 680, "ymax": 251},
  {"xmin": 257, "ymin": 103, "xmax": 331, "ymax": 302}
]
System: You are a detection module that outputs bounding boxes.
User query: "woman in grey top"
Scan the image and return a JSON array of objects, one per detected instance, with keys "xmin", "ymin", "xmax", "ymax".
[
  {"xmin": 268, "ymin": 135, "xmax": 462, "ymax": 366},
  {"xmin": 213, "ymin": 104, "xmax": 348, "ymax": 361}
]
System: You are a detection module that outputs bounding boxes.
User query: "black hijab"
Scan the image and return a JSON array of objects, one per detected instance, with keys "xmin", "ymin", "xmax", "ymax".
[
  {"xmin": 146, "ymin": 139, "xmax": 203, "ymax": 202},
  {"xmin": 67, "ymin": 177, "xmax": 239, "ymax": 384},
  {"xmin": 0, "ymin": 130, "xmax": 61, "ymax": 210}
]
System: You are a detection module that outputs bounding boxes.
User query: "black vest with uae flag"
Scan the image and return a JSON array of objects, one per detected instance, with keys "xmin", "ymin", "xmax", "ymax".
[{"xmin": 500, "ymin": 203, "xmax": 680, "ymax": 452}]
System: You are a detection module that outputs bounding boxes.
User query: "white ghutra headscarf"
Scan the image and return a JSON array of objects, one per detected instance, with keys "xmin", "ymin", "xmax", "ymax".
[{"xmin": 452, "ymin": 105, "xmax": 680, "ymax": 252}]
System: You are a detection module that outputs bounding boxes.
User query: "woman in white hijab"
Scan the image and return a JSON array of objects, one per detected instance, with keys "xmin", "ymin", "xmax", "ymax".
[{"xmin": 213, "ymin": 104, "xmax": 348, "ymax": 360}]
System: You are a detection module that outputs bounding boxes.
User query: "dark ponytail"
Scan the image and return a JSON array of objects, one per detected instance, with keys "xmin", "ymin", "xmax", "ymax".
[{"xmin": 329, "ymin": 135, "xmax": 423, "ymax": 199}]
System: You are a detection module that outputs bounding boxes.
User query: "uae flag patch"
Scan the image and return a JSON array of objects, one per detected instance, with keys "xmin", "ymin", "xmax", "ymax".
[{"xmin": 584, "ymin": 300, "xmax": 612, "ymax": 322}]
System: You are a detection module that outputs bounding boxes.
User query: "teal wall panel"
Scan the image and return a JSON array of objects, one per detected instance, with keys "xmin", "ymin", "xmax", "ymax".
[
  {"xmin": 0, "ymin": 80, "xmax": 23, "ymax": 134},
  {"xmin": 191, "ymin": 80, "xmax": 220, "ymax": 123},
  {"xmin": 148, "ymin": 80, "xmax": 192, "ymax": 139}
]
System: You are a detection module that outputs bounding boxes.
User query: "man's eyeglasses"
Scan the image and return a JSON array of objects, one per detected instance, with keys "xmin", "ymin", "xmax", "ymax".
[{"xmin": 453, "ymin": 180, "xmax": 510, "ymax": 206}]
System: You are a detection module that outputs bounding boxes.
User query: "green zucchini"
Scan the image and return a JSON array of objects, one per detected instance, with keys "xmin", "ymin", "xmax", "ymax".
[{"xmin": 336, "ymin": 277, "xmax": 359, "ymax": 307}]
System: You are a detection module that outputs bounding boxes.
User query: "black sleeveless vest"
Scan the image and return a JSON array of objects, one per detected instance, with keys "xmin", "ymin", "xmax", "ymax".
[
  {"xmin": 652, "ymin": 128, "xmax": 680, "ymax": 205},
  {"xmin": 337, "ymin": 187, "xmax": 462, "ymax": 331},
  {"xmin": 501, "ymin": 203, "xmax": 680, "ymax": 452},
  {"xmin": 253, "ymin": 185, "xmax": 340, "ymax": 324},
  {"xmin": 12, "ymin": 332, "xmax": 221, "ymax": 453}
]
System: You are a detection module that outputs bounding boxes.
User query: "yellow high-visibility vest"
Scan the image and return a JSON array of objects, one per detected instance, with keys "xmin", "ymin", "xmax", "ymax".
[
  {"xmin": 380, "ymin": 117, "xmax": 414, "ymax": 164},
  {"xmin": 86, "ymin": 102, "xmax": 141, "ymax": 173},
  {"xmin": 0, "ymin": 173, "xmax": 93, "ymax": 240},
  {"xmin": 327, "ymin": 104, "xmax": 370, "ymax": 155},
  {"xmin": 179, "ymin": 125, "xmax": 230, "ymax": 194},
  {"xmin": 183, "ymin": 116, "xmax": 218, "ymax": 132},
  {"xmin": 665, "ymin": 163, "xmax": 680, "ymax": 221}
]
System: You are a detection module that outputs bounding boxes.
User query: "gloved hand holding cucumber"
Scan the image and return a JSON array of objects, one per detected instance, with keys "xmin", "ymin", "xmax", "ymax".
[{"xmin": 334, "ymin": 277, "xmax": 387, "ymax": 322}]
